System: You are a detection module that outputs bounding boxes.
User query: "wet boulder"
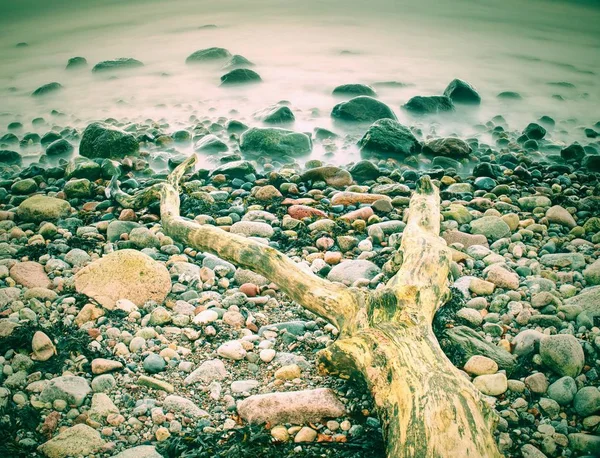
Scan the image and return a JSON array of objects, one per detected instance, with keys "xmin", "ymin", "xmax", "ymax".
[
  {"xmin": 186, "ymin": 47, "xmax": 231, "ymax": 63},
  {"xmin": 0, "ymin": 149, "xmax": 22, "ymax": 164},
  {"xmin": 240, "ymin": 127, "xmax": 311, "ymax": 157},
  {"xmin": 403, "ymin": 95, "xmax": 455, "ymax": 114},
  {"xmin": 358, "ymin": 119, "xmax": 419, "ymax": 158},
  {"xmin": 497, "ymin": 91, "xmax": 522, "ymax": 100},
  {"xmin": 422, "ymin": 137, "xmax": 472, "ymax": 159},
  {"xmin": 92, "ymin": 58, "xmax": 143, "ymax": 72},
  {"xmin": 582, "ymin": 155, "xmax": 600, "ymax": 172},
  {"xmin": 332, "ymin": 83, "xmax": 376, "ymax": 97},
  {"xmin": 66, "ymin": 56, "xmax": 87, "ymax": 70},
  {"xmin": 331, "ymin": 96, "xmax": 396, "ymax": 123},
  {"xmin": 222, "ymin": 54, "xmax": 254, "ymax": 69},
  {"xmin": 32, "ymin": 82, "xmax": 62, "ymax": 97},
  {"xmin": 523, "ymin": 122, "xmax": 546, "ymax": 140},
  {"xmin": 79, "ymin": 122, "xmax": 139, "ymax": 159},
  {"xmin": 443, "ymin": 79, "xmax": 481, "ymax": 104},
  {"xmin": 194, "ymin": 134, "xmax": 228, "ymax": 153},
  {"xmin": 220, "ymin": 68, "xmax": 262, "ymax": 85},
  {"xmin": 255, "ymin": 104, "xmax": 295, "ymax": 124},
  {"xmin": 46, "ymin": 139, "xmax": 73, "ymax": 156}
]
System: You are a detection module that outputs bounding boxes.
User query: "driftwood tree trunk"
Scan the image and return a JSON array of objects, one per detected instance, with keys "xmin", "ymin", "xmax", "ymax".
[{"xmin": 109, "ymin": 155, "xmax": 502, "ymax": 458}]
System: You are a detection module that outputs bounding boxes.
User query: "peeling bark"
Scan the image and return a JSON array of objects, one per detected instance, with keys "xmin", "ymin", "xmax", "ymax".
[{"xmin": 109, "ymin": 154, "xmax": 502, "ymax": 458}]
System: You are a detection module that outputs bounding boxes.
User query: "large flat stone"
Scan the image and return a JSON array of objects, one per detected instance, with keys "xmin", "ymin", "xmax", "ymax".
[{"xmin": 237, "ymin": 388, "xmax": 346, "ymax": 424}]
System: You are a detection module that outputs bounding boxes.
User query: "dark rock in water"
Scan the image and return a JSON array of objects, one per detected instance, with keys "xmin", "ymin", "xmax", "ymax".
[
  {"xmin": 422, "ymin": 137, "xmax": 471, "ymax": 159},
  {"xmin": 226, "ymin": 120, "xmax": 248, "ymax": 133},
  {"xmin": 255, "ymin": 105, "xmax": 295, "ymax": 124},
  {"xmin": 402, "ymin": 95, "xmax": 454, "ymax": 114},
  {"xmin": 473, "ymin": 162, "xmax": 502, "ymax": 178},
  {"xmin": 79, "ymin": 122, "xmax": 139, "ymax": 159},
  {"xmin": 92, "ymin": 58, "xmax": 144, "ymax": 72},
  {"xmin": 523, "ymin": 139, "xmax": 538, "ymax": 150},
  {"xmin": 16, "ymin": 42, "xmax": 28, "ymax": 47},
  {"xmin": 211, "ymin": 160, "xmax": 256, "ymax": 178},
  {"xmin": 199, "ymin": 24, "xmax": 218, "ymax": 29},
  {"xmin": 585, "ymin": 128, "xmax": 598, "ymax": 138},
  {"xmin": 240, "ymin": 127, "xmax": 311, "ymax": 157},
  {"xmin": 0, "ymin": 133, "xmax": 18, "ymax": 144},
  {"xmin": 538, "ymin": 115, "xmax": 555, "ymax": 128},
  {"xmin": 497, "ymin": 91, "xmax": 522, "ymax": 100},
  {"xmin": 66, "ymin": 157, "xmax": 102, "ymax": 180},
  {"xmin": 22, "ymin": 132, "xmax": 40, "ymax": 144},
  {"xmin": 432, "ymin": 156, "xmax": 461, "ymax": 170},
  {"xmin": 547, "ymin": 81, "xmax": 575, "ymax": 88},
  {"xmin": 523, "ymin": 122, "xmax": 546, "ymax": 140},
  {"xmin": 186, "ymin": 47, "xmax": 231, "ymax": 63},
  {"xmin": 41, "ymin": 131, "xmax": 62, "ymax": 146},
  {"xmin": 349, "ymin": 160, "xmax": 380, "ymax": 182},
  {"xmin": 8, "ymin": 122, "xmax": 23, "ymax": 130},
  {"xmin": 220, "ymin": 68, "xmax": 262, "ymax": 85},
  {"xmin": 46, "ymin": 139, "xmax": 73, "ymax": 156},
  {"xmin": 32, "ymin": 82, "xmax": 62, "ymax": 97},
  {"xmin": 222, "ymin": 55, "xmax": 254, "ymax": 69},
  {"xmin": 194, "ymin": 134, "xmax": 228, "ymax": 153},
  {"xmin": 358, "ymin": 119, "xmax": 419, "ymax": 158},
  {"xmin": 66, "ymin": 57, "xmax": 87, "ymax": 70},
  {"xmin": 313, "ymin": 127, "xmax": 339, "ymax": 141},
  {"xmin": 171, "ymin": 130, "xmax": 191, "ymax": 143},
  {"xmin": 582, "ymin": 155, "xmax": 600, "ymax": 172},
  {"xmin": 332, "ymin": 84, "xmax": 376, "ymax": 97},
  {"xmin": 561, "ymin": 143, "xmax": 585, "ymax": 162},
  {"xmin": 474, "ymin": 176, "xmax": 496, "ymax": 191},
  {"xmin": 443, "ymin": 79, "xmax": 481, "ymax": 104},
  {"xmin": 0, "ymin": 150, "xmax": 22, "ymax": 164},
  {"xmin": 331, "ymin": 96, "xmax": 396, "ymax": 123},
  {"xmin": 372, "ymin": 81, "xmax": 411, "ymax": 88}
]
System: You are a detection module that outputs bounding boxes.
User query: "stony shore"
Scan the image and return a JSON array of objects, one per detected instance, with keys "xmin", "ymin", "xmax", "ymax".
[{"xmin": 0, "ymin": 77, "xmax": 599, "ymax": 458}]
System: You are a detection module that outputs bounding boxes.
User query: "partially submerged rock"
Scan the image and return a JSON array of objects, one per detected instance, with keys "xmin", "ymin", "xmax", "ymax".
[
  {"xmin": 92, "ymin": 58, "xmax": 144, "ymax": 72},
  {"xmin": 358, "ymin": 119, "xmax": 419, "ymax": 158},
  {"xmin": 186, "ymin": 47, "xmax": 231, "ymax": 63},
  {"xmin": 32, "ymin": 82, "xmax": 63, "ymax": 97},
  {"xmin": 240, "ymin": 127, "xmax": 311, "ymax": 157},
  {"xmin": 443, "ymin": 79, "xmax": 481, "ymax": 104},
  {"xmin": 331, "ymin": 96, "xmax": 396, "ymax": 123},
  {"xmin": 332, "ymin": 83, "xmax": 376, "ymax": 97},
  {"xmin": 79, "ymin": 122, "xmax": 139, "ymax": 159},
  {"xmin": 403, "ymin": 95, "xmax": 455, "ymax": 114},
  {"xmin": 220, "ymin": 68, "xmax": 262, "ymax": 85}
]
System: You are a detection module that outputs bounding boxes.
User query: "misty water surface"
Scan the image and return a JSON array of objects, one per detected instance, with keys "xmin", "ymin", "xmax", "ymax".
[{"xmin": 1, "ymin": 0, "xmax": 599, "ymax": 167}]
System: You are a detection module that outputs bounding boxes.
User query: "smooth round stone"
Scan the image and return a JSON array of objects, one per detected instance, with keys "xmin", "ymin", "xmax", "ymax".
[
  {"xmin": 259, "ymin": 349, "xmax": 276, "ymax": 363},
  {"xmin": 474, "ymin": 177, "xmax": 496, "ymax": 191},
  {"xmin": 539, "ymin": 334, "xmax": 584, "ymax": 377},
  {"xmin": 547, "ymin": 376, "xmax": 577, "ymax": 405},
  {"xmin": 143, "ymin": 353, "xmax": 166, "ymax": 374}
]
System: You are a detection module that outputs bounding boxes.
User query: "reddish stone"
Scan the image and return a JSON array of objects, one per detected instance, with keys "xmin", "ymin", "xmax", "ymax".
[
  {"xmin": 10, "ymin": 261, "xmax": 52, "ymax": 289},
  {"xmin": 282, "ymin": 198, "xmax": 317, "ymax": 206},
  {"xmin": 340, "ymin": 207, "xmax": 374, "ymax": 222},
  {"xmin": 119, "ymin": 209, "xmax": 136, "ymax": 221},
  {"xmin": 82, "ymin": 202, "xmax": 99, "ymax": 212},
  {"xmin": 288, "ymin": 205, "xmax": 327, "ymax": 219},
  {"xmin": 240, "ymin": 283, "xmax": 259, "ymax": 297}
]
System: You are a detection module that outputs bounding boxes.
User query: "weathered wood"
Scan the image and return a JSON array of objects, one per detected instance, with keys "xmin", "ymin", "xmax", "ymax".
[{"xmin": 109, "ymin": 154, "xmax": 502, "ymax": 458}]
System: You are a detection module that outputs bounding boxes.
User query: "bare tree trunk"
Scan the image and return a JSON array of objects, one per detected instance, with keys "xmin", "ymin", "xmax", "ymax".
[{"xmin": 108, "ymin": 155, "xmax": 502, "ymax": 458}]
